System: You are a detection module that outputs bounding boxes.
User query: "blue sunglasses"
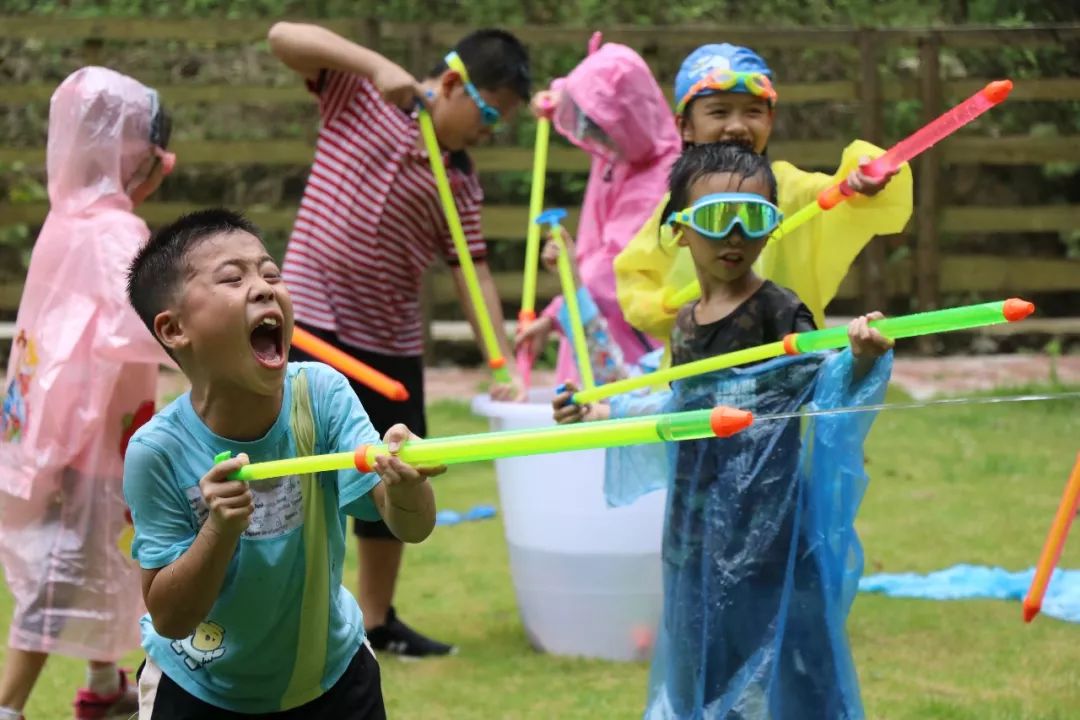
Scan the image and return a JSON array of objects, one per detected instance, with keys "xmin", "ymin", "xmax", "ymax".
[
  {"xmin": 666, "ymin": 192, "xmax": 783, "ymax": 241},
  {"xmin": 445, "ymin": 52, "xmax": 501, "ymax": 127}
]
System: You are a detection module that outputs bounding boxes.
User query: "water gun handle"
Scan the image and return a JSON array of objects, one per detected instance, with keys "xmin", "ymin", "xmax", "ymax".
[
  {"xmin": 816, "ymin": 180, "xmax": 855, "ymax": 210},
  {"xmin": 816, "ymin": 155, "xmax": 897, "ymax": 210}
]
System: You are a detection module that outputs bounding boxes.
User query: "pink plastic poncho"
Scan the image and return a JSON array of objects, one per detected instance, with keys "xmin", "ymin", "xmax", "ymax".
[
  {"xmin": 542, "ymin": 42, "xmax": 682, "ymax": 384},
  {"xmin": 0, "ymin": 67, "xmax": 170, "ymax": 660}
]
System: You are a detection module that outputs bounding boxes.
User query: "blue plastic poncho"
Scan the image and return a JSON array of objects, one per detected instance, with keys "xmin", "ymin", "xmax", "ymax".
[{"xmin": 606, "ymin": 350, "xmax": 892, "ymax": 719}]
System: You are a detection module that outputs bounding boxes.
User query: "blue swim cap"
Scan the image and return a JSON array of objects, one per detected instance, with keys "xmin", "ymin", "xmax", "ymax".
[{"xmin": 674, "ymin": 44, "xmax": 775, "ymax": 112}]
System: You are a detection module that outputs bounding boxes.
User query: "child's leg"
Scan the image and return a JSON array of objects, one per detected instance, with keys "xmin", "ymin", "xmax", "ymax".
[
  {"xmin": 75, "ymin": 660, "xmax": 138, "ymax": 719},
  {"xmin": 0, "ymin": 648, "xmax": 48, "ymax": 712}
]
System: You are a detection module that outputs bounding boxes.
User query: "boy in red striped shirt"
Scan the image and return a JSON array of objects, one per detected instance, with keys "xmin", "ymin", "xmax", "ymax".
[{"xmin": 269, "ymin": 22, "xmax": 528, "ymax": 657}]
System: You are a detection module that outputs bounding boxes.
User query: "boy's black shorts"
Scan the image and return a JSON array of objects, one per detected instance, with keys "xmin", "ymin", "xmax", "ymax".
[
  {"xmin": 289, "ymin": 321, "xmax": 426, "ymax": 541},
  {"xmin": 138, "ymin": 643, "xmax": 385, "ymax": 719}
]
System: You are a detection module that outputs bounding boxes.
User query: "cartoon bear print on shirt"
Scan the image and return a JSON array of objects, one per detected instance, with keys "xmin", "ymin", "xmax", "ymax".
[{"xmin": 172, "ymin": 621, "xmax": 227, "ymax": 670}]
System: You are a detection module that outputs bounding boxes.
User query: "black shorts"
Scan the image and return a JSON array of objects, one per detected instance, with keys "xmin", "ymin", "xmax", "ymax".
[
  {"xmin": 138, "ymin": 644, "xmax": 385, "ymax": 720},
  {"xmin": 289, "ymin": 322, "xmax": 426, "ymax": 540}
]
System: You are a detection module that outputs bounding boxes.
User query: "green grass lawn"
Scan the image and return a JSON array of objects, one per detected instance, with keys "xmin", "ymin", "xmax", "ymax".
[{"xmin": 3, "ymin": 388, "xmax": 1080, "ymax": 718}]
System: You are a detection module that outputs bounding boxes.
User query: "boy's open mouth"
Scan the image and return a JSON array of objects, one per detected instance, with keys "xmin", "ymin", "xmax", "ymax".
[{"xmin": 250, "ymin": 315, "xmax": 285, "ymax": 369}]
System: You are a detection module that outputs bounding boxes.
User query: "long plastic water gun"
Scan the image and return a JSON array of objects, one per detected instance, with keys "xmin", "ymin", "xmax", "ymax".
[
  {"xmin": 572, "ymin": 298, "xmax": 1034, "ymax": 406},
  {"xmin": 517, "ymin": 104, "xmax": 553, "ymax": 391},
  {"xmin": 292, "ymin": 327, "xmax": 409, "ymax": 401},
  {"xmin": 1023, "ymin": 452, "xmax": 1080, "ymax": 623},
  {"xmin": 229, "ymin": 404, "xmax": 755, "ymax": 481},
  {"xmin": 417, "ymin": 109, "xmax": 511, "ymax": 384},
  {"xmin": 664, "ymin": 79, "xmax": 1015, "ymax": 312},
  {"xmin": 538, "ymin": 208, "xmax": 595, "ymax": 390}
]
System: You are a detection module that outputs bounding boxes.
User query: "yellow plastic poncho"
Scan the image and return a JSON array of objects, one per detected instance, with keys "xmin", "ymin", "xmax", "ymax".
[{"xmin": 613, "ymin": 140, "xmax": 913, "ymax": 348}]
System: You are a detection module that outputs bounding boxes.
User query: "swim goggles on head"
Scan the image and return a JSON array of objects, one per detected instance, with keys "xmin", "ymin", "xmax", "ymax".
[
  {"xmin": 675, "ymin": 70, "xmax": 778, "ymax": 114},
  {"xmin": 445, "ymin": 51, "xmax": 501, "ymax": 127},
  {"xmin": 666, "ymin": 192, "xmax": 783, "ymax": 240}
]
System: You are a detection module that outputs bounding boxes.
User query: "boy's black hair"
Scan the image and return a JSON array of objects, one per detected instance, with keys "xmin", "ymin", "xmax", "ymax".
[
  {"xmin": 428, "ymin": 29, "xmax": 531, "ymax": 101},
  {"xmin": 127, "ymin": 208, "xmax": 261, "ymax": 348},
  {"xmin": 665, "ymin": 141, "xmax": 778, "ymax": 220}
]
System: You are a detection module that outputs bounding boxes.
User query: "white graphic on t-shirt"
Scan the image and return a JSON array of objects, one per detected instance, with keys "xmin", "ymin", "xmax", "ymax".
[
  {"xmin": 171, "ymin": 622, "xmax": 227, "ymax": 671},
  {"xmin": 186, "ymin": 475, "xmax": 304, "ymax": 539}
]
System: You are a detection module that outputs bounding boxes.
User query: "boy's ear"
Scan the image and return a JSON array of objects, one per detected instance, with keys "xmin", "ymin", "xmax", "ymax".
[
  {"xmin": 438, "ymin": 69, "xmax": 463, "ymax": 97},
  {"xmin": 677, "ymin": 114, "xmax": 695, "ymax": 145},
  {"xmin": 673, "ymin": 229, "xmax": 688, "ymax": 248},
  {"xmin": 154, "ymin": 310, "xmax": 189, "ymax": 356}
]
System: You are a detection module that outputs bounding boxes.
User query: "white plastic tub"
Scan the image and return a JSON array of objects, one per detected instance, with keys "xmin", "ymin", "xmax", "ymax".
[{"xmin": 472, "ymin": 388, "xmax": 666, "ymax": 662}]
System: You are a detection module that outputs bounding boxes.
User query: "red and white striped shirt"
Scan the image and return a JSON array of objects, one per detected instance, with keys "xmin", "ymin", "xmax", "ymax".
[{"xmin": 282, "ymin": 70, "xmax": 486, "ymax": 356}]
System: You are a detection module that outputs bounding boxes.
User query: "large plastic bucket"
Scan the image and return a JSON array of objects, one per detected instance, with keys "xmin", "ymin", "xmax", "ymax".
[{"xmin": 471, "ymin": 388, "xmax": 665, "ymax": 662}]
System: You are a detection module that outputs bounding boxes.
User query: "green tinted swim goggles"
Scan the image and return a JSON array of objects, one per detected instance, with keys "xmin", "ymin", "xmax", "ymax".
[{"xmin": 666, "ymin": 192, "xmax": 783, "ymax": 241}]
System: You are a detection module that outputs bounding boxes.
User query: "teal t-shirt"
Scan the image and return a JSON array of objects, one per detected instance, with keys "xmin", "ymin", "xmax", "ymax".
[{"xmin": 123, "ymin": 362, "xmax": 383, "ymax": 713}]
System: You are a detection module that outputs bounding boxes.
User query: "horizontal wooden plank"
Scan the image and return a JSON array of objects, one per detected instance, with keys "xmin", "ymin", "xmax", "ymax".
[
  {"xmin": 2, "ymin": 202, "xmax": 1076, "ymax": 239},
  {"xmin": 7, "ymin": 77, "xmax": 1078, "ymax": 108},
  {"xmin": 0, "ymin": 139, "xmax": 842, "ymax": 171},
  {"xmin": 430, "ymin": 271, "xmax": 561, "ymax": 305},
  {"xmin": 1, "ymin": 17, "xmax": 1076, "ymax": 49},
  {"xmin": 832, "ymin": 253, "xmax": 1080, "ymax": 299},
  {"xmin": 1, "ymin": 83, "xmax": 314, "ymax": 105},
  {"xmin": 2, "ymin": 80, "xmax": 863, "ymax": 106},
  {"xmin": 0, "ymin": 201, "xmax": 583, "ymax": 240},
  {"xmin": 6, "ymin": 135, "xmax": 1074, "ymax": 172},
  {"xmin": 4, "ymin": 254, "xmax": 1080, "ymax": 316},
  {"xmin": 0, "ymin": 16, "xmax": 378, "ymax": 42},
  {"xmin": 942, "ymin": 206, "xmax": 1080, "ymax": 234},
  {"xmin": 883, "ymin": 77, "xmax": 1080, "ymax": 103},
  {"xmin": 335, "ymin": 253, "xmax": 1080, "ymax": 305}
]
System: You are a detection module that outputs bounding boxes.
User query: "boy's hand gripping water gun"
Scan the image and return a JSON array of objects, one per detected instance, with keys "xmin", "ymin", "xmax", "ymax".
[
  {"xmin": 517, "ymin": 97, "xmax": 554, "ymax": 391},
  {"xmin": 572, "ymin": 298, "xmax": 1034, "ymax": 406},
  {"xmin": 417, "ymin": 108, "xmax": 512, "ymax": 384},
  {"xmin": 664, "ymin": 79, "xmax": 1014, "ymax": 311}
]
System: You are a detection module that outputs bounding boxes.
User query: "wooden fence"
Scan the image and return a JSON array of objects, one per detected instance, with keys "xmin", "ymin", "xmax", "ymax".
[{"xmin": 2, "ymin": 17, "xmax": 1079, "ymax": 349}]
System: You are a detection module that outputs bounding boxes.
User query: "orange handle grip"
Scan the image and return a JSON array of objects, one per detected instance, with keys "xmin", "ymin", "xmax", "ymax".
[
  {"xmin": 817, "ymin": 179, "xmax": 855, "ymax": 210},
  {"xmin": 292, "ymin": 327, "xmax": 410, "ymax": 402}
]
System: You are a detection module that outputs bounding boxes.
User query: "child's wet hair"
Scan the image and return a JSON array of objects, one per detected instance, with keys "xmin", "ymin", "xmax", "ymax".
[
  {"xmin": 127, "ymin": 208, "xmax": 261, "ymax": 342},
  {"xmin": 428, "ymin": 29, "xmax": 531, "ymax": 101},
  {"xmin": 667, "ymin": 141, "xmax": 778, "ymax": 216}
]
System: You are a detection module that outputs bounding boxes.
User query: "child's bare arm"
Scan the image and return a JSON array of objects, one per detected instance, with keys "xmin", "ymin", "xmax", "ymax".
[
  {"xmin": 140, "ymin": 454, "xmax": 253, "ymax": 639},
  {"xmin": 268, "ymin": 22, "xmax": 420, "ymax": 107},
  {"xmin": 369, "ymin": 424, "xmax": 442, "ymax": 543},
  {"xmin": 848, "ymin": 312, "xmax": 894, "ymax": 382}
]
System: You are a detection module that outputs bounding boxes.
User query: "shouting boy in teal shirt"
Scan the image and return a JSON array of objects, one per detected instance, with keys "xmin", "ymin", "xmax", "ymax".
[{"xmin": 123, "ymin": 209, "xmax": 441, "ymax": 719}]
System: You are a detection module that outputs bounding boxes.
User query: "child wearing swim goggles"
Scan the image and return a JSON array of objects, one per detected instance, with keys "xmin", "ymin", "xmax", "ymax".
[
  {"xmin": 613, "ymin": 42, "xmax": 914, "ymax": 350},
  {"xmin": 607, "ymin": 142, "xmax": 892, "ymax": 718}
]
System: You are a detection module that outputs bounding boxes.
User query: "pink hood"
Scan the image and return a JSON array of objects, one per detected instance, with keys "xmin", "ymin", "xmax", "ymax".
[
  {"xmin": 544, "ymin": 44, "xmax": 681, "ymax": 381},
  {"xmin": 47, "ymin": 66, "xmax": 158, "ymax": 215},
  {"xmin": 0, "ymin": 67, "xmax": 169, "ymax": 499}
]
